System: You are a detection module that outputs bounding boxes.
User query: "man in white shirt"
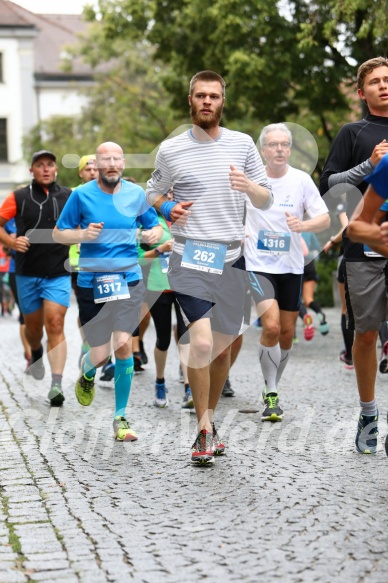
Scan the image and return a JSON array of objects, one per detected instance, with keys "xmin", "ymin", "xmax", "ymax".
[{"xmin": 245, "ymin": 123, "xmax": 330, "ymax": 421}]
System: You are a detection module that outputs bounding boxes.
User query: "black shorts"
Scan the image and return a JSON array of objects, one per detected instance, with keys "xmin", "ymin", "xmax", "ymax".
[
  {"xmin": 248, "ymin": 271, "xmax": 303, "ymax": 312},
  {"xmin": 145, "ymin": 290, "xmax": 189, "ymax": 348},
  {"xmin": 337, "ymin": 256, "xmax": 345, "ymax": 284},
  {"xmin": 303, "ymin": 261, "xmax": 318, "ymax": 282},
  {"xmin": 167, "ymin": 252, "xmax": 247, "ymax": 335},
  {"xmin": 77, "ymin": 280, "xmax": 145, "ymax": 347}
]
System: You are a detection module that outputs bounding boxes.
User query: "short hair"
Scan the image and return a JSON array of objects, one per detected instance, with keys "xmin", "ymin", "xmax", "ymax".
[
  {"xmin": 357, "ymin": 57, "xmax": 388, "ymax": 90},
  {"xmin": 189, "ymin": 70, "xmax": 226, "ymax": 98},
  {"xmin": 259, "ymin": 123, "xmax": 293, "ymax": 148}
]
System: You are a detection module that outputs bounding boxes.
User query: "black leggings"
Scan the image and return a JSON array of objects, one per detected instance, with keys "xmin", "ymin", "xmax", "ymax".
[
  {"xmin": 146, "ymin": 291, "xmax": 189, "ymax": 351},
  {"xmin": 9, "ymin": 272, "xmax": 24, "ymax": 324}
]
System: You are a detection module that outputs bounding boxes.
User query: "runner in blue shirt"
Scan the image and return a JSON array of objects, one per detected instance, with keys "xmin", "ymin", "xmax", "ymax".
[{"xmin": 54, "ymin": 141, "xmax": 161, "ymax": 441}]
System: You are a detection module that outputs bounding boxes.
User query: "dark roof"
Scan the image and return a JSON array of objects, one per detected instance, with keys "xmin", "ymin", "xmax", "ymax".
[{"xmin": 0, "ymin": 1, "xmax": 94, "ymax": 77}]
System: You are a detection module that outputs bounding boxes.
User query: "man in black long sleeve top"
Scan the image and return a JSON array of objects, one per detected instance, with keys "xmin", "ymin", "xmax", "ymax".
[{"xmin": 320, "ymin": 56, "xmax": 388, "ymax": 454}]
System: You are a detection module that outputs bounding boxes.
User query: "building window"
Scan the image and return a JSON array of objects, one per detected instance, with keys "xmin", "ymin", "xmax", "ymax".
[
  {"xmin": 0, "ymin": 53, "xmax": 3, "ymax": 82},
  {"xmin": 0, "ymin": 119, "xmax": 8, "ymax": 161}
]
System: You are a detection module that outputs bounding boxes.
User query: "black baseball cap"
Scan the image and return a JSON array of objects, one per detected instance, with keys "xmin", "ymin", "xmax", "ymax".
[{"xmin": 31, "ymin": 150, "xmax": 56, "ymax": 165}]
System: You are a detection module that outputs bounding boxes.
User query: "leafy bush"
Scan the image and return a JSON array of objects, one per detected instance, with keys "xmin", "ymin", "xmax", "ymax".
[{"xmin": 315, "ymin": 252, "xmax": 338, "ymax": 307}]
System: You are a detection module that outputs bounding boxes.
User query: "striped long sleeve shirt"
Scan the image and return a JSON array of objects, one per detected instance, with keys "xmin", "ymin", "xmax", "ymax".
[{"xmin": 146, "ymin": 127, "xmax": 272, "ymax": 262}]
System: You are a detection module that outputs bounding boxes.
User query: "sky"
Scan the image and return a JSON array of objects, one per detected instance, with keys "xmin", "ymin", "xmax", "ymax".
[{"xmin": 11, "ymin": 0, "xmax": 92, "ymax": 14}]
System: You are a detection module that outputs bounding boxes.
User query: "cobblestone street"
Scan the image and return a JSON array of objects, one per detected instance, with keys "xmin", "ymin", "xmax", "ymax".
[{"xmin": 0, "ymin": 300, "xmax": 387, "ymax": 582}]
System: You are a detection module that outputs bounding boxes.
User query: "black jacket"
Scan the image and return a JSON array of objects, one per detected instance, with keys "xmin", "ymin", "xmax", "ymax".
[
  {"xmin": 320, "ymin": 113, "xmax": 388, "ymax": 260},
  {"xmin": 13, "ymin": 180, "xmax": 72, "ymax": 277}
]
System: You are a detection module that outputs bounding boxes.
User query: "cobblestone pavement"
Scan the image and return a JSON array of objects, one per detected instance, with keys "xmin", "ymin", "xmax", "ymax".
[{"xmin": 0, "ymin": 300, "xmax": 388, "ymax": 583}]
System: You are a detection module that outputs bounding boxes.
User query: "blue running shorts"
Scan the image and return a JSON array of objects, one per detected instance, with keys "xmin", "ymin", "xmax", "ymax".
[{"xmin": 16, "ymin": 275, "xmax": 71, "ymax": 314}]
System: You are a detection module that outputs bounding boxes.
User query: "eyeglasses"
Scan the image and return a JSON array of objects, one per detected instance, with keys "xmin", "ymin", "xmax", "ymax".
[{"xmin": 265, "ymin": 142, "xmax": 291, "ymax": 150}]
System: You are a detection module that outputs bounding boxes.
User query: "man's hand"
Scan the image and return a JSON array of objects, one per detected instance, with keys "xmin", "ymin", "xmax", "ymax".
[
  {"xmin": 158, "ymin": 238, "xmax": 174, "ymax": 253},
  {"xmin": 83, "ymin": 222, "xmax": 104, "ymax": 241},
  {"xmin": 13, "ymin": 236, "xmax": 30, "ymax": 253},
  {"xmin": 141, "ymin": 224, "xmax": 163, "ymax": 246},
  {"xmin": 380, "ymin": 221, "xmax": 388, "ymax": 245},
  {"xmin": 229, "ymin": 164, "xmax": 250, "ymax": 192},
  {"xmin": 285, "ymin": 212, "xmax": 304, "ymax": 233},
  {"xmin": 229, "ymin": 164, "xmax": 271, "ymax": 209},
  {"xmin": 171, "ymin": 201, "xmax": 193, "ymax": 226},
  {"xmin": 370, "ymin": 139, "xmax": 388, "ymax": 167}
]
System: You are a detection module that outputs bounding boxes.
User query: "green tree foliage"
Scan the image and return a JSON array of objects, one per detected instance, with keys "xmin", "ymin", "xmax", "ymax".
[
  {"xmin": 23, "ymin": 116, "xmax": 88, "ymax": 187},
  {"xmin": 24, "ymin": 0, "xmax": 387, "ymax": 183},
  {"xmin": 24, "ymin": 30, "xmax": 181, "ymax": 185},
  {"xmin": 79, "ymin": 0, "xmax": 387, "ymax": 166}
]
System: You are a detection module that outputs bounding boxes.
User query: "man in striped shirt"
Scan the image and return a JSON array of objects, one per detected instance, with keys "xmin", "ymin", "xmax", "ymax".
[{"xmin": 146, "ymin": 70, "xmax": 273, "ymax": 466}]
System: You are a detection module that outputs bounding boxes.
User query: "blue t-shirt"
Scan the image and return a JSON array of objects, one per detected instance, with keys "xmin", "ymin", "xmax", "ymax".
[
  {"xmin": 56, "ymin": 179, "xmax": 159, "ymax": 287},
  {"xmin": 365, "ymin": 154, "xmax": 388, "ymax": 198},
  {"xmin": 4, "ymin": 218, "xmax": 16, "ymax": 273}
]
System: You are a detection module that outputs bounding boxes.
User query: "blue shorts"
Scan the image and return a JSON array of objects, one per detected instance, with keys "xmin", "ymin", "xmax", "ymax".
[{"xmin": 16, "ymin": 275, "xmax": 71, "ymax": 315}]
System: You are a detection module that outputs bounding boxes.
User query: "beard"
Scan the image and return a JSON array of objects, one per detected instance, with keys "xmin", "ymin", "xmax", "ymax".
[
  {"xmin": 190, "ymin": 102, "xmax": 223, "ymax": 129},
  {"xmin": 100, "ymin": 172, "xmax": 122, "ymax": 188}
]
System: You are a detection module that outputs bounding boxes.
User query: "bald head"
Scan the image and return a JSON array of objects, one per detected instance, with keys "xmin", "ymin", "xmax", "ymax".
[
  {"xmin": 96, "ymin": 141, "xmax": 124, "ymax": 157},
  {"xmin": 96, "ymin": 142, "xmax": 125, "ymax": 190}
]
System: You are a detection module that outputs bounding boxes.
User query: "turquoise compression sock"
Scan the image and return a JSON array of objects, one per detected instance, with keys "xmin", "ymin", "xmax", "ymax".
[
  {"xmin": 83, "ymin": 352, "xmax": 96, "ymax": 379},
  {"xmin": 114, "ymin": 356, "xmax": 134, "ymax": 418}
]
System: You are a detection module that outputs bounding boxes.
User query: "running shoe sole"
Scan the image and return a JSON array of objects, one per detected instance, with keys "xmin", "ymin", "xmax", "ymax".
[
  {"xmin": 153, "ymin": 399, "xmax": 169, "ymax": 408},
  {"xmin": 261, "ymin": 412, "xmax": 283, "ymax": 422},
  {"xmin": 339, "ymin": 351, "xmax": 354, "ymax": 370},
  {"xmin": 303, "ymin": 314, "xmax": 314, "ymax": 341},
  {"xmin": 115, "ymin": 432, "xmax": 138, "ymax": 442},
  {"xmin": 191, "ymin": 455, "xmax": 215, "ymax": 466},
  {"xmin": 113, "ymin": 416, "xmax": 138, "ymax": 441}
]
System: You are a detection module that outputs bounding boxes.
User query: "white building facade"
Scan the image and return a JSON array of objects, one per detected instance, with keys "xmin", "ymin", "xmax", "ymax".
[{"xmin": 0, "ymin": 1, "xmax": 94, "ymax": 198}]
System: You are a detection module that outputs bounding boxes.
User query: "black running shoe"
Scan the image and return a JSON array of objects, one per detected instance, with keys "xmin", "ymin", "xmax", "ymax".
[
  {"xmin": 221, "ymin": 376, "xmax": 235, "ymax": 397},
  {"xmin": 261, "ymin": 391, "xmax": 283, "ymax": 422},
  {"xmin": 139, "ymin": 341, "xmax": 148, "ymax": 365},
  {"xmin": 379, "ymin": 341, "xmax": 388, "ymax": 374},
  {"xmin": 339, "ymin": 349, "xmax": 353, "ymax": 370},
  {"xmin": 100, "ymin": 362, "xmax": 115, "ymax": 382},
  {"xmin": 133, "ymin": 353, "xmax": 144, "ymax": 372},
  {"xmin": 47, "ymin": 385, "xmax": 65, "ymax": 407},
  {"xmin": 355, "ymin": 410, "xmax": 378, "ymax": 454}
]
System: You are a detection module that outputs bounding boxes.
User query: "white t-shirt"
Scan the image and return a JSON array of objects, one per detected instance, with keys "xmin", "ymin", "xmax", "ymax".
[{"xmin": 244, "ymin": 165, "xmax": 328, "ymax": 274}]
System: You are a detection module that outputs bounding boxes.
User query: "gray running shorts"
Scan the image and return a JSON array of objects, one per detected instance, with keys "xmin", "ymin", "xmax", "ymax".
[{"xmin": 344, "ymin": 259, "xmax": 388, "ymax": 333}]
